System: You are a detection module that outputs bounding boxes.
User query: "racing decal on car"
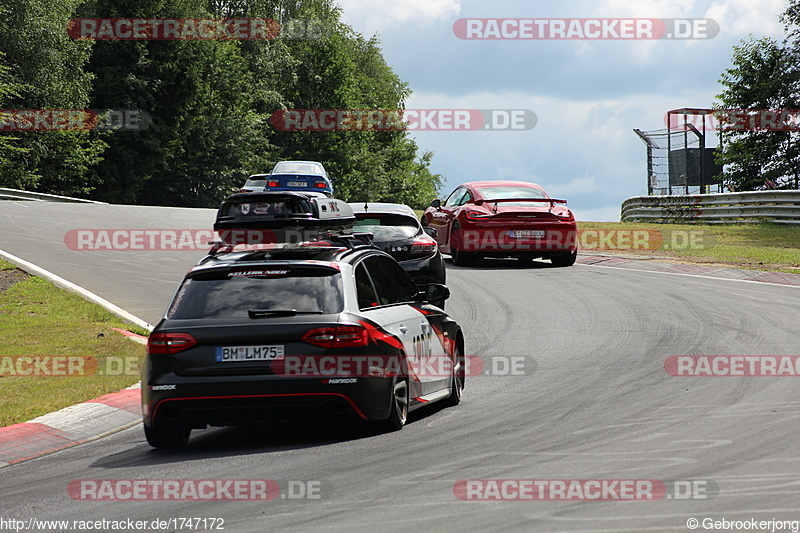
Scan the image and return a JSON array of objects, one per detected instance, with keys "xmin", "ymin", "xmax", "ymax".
[
  {"xmin": 151, "ymin": 384, "xmax": 177, "ymax": 390},
  {"xmin": 240, "ymin": 203, "xmax": 250, "ymax": 215},
  {"xmin": 358, "ymin": 319, "xmax": 404, "ymax": 350},
  {"xmin": 227, "ymin": 270, "xmax": 289, "ymax": 277},
  {"xmin": 253, "ymin": 203, "xmax": 271, "ymax": 215},
  {"xmin": 326, "ymin": 378, "xmax": 358, "ymax": 384},
  {"xmin": 412, "ymin": 327, "xmax": 432, "ymax": 359}
]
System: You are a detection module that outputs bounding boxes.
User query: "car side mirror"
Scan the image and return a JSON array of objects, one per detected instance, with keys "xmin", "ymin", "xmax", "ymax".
[
  {"xmin": 430, "ymin": 199, "xmax": 441, "ymax": 209},
  {"xmin": 423, "ymin": 226, "xmax": 437, "ymax": 238},
  {"xmin": 425, "ymin": 283, "xmax": 450, "ymax": 304}
]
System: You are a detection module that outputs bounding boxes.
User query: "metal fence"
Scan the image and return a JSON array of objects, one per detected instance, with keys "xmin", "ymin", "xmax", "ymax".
[
  {"xmin": 621, "ymin": 190, "xmax": 800, "ymax": 225},
  {"xmin": 0, "ymin": 187, "xmax": 105, "ymax": 203}
]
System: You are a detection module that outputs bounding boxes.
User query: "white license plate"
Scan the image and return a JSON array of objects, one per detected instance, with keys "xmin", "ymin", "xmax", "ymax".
[
  {"xmin": 216, "ymin": 345, "xmax": 284, "ymax": 362},
  {"xmin": 286, "ymin": 181, "xmax": 307, "ymax": 187},
  {"xmin": 509, "ymin": 230, "xmax": 545, "ymax": 238}
]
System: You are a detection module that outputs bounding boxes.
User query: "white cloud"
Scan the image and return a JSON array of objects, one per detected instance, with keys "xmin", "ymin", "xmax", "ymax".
[
  {"xmin": 331, "ymin": 0, "xmax": 788, "ymax": 222},
  {"xmin": 706, "ymin": 0, "xmax": 786, "ymax": 39},
  {"xmin": 336, "ymin": 0, "xmax": 461, "ymax": 32}
]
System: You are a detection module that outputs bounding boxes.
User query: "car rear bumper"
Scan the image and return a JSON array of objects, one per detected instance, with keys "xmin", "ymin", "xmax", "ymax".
[
  {"xmin": 142, "ymin": 375, "xmax": 394, "ymax": 429},
  {"xmin": 457, "ymin": 225, "xmax": 578, "ymax": 253}
]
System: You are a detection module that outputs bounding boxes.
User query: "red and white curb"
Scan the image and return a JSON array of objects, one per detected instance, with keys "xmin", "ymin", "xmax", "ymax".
[
  {"xmin": 0, "ymin": 250, "xmax": 151, "ymax": 466},
  {"xmin": 0, "ymin": 383, "xmax": 143, "ymax": 467}
]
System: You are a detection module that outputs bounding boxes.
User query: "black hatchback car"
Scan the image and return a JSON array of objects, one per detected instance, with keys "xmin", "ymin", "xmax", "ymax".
[
  {"xmin": 142, "ymin": 238, "xmax": 464, "ymax": 448},
  {"xmin": 349, "ymin": 203, "xmax": 446, "ymax": 287}
]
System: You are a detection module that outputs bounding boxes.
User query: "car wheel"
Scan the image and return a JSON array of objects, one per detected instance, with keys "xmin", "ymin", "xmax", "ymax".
[
  {"xmin": 551, "ymin": 250, "xmax": 577, "ymax": 267},
  {"xmin": 382, "ymin": 376, "xmax": 409, "ymax": 431},
  {"xmin": 144, "ymin": 424, "xmax": 190, "ymax": 449},
  {"xmin": 450, "ymin": 223, "xmax": 476, "ymax": 266},
  {"xmin": 445, "ymin": 343, "xmax": 464, "ymax": 406}
]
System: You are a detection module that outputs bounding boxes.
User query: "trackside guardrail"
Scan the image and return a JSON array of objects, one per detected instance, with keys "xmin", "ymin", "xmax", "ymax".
[
  {"xmin": 0, "ymin": 187, "xmax": 106, "ymax": 204},
  {"xmin": 621, "ymin": 190, "xmax": 800, "ymax": 225}
]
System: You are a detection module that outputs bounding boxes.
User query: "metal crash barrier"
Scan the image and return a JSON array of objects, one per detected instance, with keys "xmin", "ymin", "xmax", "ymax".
[{"xmin": 621, "ymin": 190, "xmax": 800, "ymax": 225}]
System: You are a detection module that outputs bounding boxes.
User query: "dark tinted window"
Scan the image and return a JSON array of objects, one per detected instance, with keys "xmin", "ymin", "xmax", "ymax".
[
  {"xmin": 167, "ymin": 266, "xmax": 343, "ymax": 318},
  {"xmin": 354, "ymin": 214, "xmax": 420, "ymax": 240},
  {"xmin": 364, "ymin": 255, "xmax": 419, "ymax": 306},
  {"xmin": 219, "ymin": 197, "xmax": 313, "ymax": 218},
  {"xmin": 355, "ymin": 263, "xmax": 379, "ymax": 309}
]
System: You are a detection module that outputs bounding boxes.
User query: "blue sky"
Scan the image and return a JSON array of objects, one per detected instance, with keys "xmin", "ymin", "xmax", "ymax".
[{"xmin": 335, "ymin": 0, "xmax": 788, "ymax": 221}]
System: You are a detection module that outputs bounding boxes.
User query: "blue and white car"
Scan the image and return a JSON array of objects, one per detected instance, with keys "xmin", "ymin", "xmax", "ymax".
[{"xmin": 266, "ymin": 160, "xmax": 334, "ymax": 196}]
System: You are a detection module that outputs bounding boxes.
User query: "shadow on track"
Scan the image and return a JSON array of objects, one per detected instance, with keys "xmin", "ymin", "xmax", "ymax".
[
  {"xmin": 90, "ymin": 402, "xmax": 455, "ymax": 469},
  {"xmin": 444, "ymin": 256, "xmax": 556, "ymax": 269}
]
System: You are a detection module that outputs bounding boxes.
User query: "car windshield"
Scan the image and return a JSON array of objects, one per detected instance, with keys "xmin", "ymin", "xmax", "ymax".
[
  {"xmin": 243, "ymin": 179, "xmax": 266, "ymax": 188},
  {"xmin": 273, "ymin": 162, "xmax": 324, "ymax": 176},
  {"xmin": 476, "ymin": 186, "xmax": 548, "ymax": 200},
  {"xmin": 166, "ymin": 266, "xmax": 343, "ymax": 319},
  {"xmin": 354, "ymin": 214, "xmax": 420, "ymax": 240}
]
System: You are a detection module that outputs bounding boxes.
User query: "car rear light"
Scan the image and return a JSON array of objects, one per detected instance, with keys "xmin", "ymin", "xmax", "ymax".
[
  {"xmin": 147, "ymin": 332, "xmax": 197, "ymax": 355},
  {"xmin": 410, "ymin": 238, "xmax": 437, "ymax": 254},
  {"xmin": 301, "ymin": 326, "xmax": 369, "ymax": 349},
  {"xmin": 313, "ymin": 182, "xmax": 327, "ymax": 188},
  {"xmin": 268, "ymin": 180, "xmax": 279, "ymax": 187},
  {"xmin": 557, "ymin": 210, "xmax": 575, "ymax": 222},
  {"xmin": 465, "ymin": 209, "xmax": 492, "ymax": 220}
]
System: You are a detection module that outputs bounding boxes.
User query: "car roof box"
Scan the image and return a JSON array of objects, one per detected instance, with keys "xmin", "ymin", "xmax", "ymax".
[{"xmin": 213, "ymin": 192, "xmax": 356, "ymax": 246}]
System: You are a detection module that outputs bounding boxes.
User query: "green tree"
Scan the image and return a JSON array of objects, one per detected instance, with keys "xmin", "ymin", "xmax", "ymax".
[
  {"xmin": 0, "ymin": 0, "xmax": 105, "ymax": 195},
  {"xmin": 274, "ymin": 22, "xmax": 442, "ymax": 207},
  {"xmin": 82, "ymin": 0, "xmax": 281, "ymax": 205},
  {"xmin": 715, "ymin": 4, "xmax": 800, "ymax": 190},
  {"xmin": 0, "ymin": 53, "xmax": 32, "ymax": 189}
]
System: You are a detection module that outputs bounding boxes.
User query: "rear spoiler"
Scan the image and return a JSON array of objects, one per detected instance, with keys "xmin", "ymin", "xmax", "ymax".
[{"xmin": 474, "ymin": 197, "xmax": 567, "ymax": 206}]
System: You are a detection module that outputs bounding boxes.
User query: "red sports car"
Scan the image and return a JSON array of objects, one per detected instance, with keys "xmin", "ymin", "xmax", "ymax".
[{"xmin": 422, "ymin": 181, "xmax": 578, "ymax": 266}]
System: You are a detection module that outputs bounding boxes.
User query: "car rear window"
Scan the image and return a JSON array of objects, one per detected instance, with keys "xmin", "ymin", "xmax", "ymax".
[
  {"xmin": 166, "ymin": 266, "xmax": 343, "ymax": 319},
  {"xmin": 273, "ymin": 162, "xmax": 324, "ymax": 175},
  {"xmin": 354, "ymin": 214, "xmax": 419, "ymax": 239},
  {"xmin": 476, "ymin": 187, "xmax": 547, "ymax": 200}
]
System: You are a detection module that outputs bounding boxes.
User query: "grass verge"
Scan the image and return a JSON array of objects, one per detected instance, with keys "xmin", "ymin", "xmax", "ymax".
[
  {"xmin": 577, "ymin": 221, "xmax": 800, "ymax": 273},
  {"xmin": 0, "ymin": 259, "xmax": 145, "ymax": 427}
]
